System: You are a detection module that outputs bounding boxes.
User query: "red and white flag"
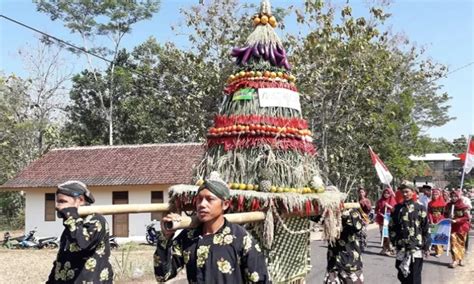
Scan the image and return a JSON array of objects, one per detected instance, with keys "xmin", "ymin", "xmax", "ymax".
[
  {"xmin": 369, "ymin": 146, "xmax": 394, "ymax": 186},
  {"xmin": 463, "ymin": 137, "xmax": 474, "ymax": 174}
]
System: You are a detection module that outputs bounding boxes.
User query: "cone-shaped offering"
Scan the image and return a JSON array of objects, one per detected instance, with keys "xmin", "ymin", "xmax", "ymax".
[{"xmin": 169, "ymin": 1, "xmax": 346, "ymax": 282}]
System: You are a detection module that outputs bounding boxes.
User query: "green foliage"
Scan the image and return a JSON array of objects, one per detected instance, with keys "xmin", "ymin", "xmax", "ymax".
[
  {"xmin": 35, "ymin": 0, "xmax": 161, "ymax": 145},
  {"xmin": 0, "ymin": 192, "xmax": 24, "ymax": 230}
]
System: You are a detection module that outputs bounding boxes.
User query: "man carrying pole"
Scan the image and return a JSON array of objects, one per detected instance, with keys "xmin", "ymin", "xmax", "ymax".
[
  {"xmin": 153, "ymin": 176, "xmax": 270, "ymax": 283},
  {"xmin": 47, "ymin": 181, "xmax": 113, "ymax": 284}
]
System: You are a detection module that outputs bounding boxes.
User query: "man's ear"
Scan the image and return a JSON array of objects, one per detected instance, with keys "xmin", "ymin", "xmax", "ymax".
[
  {"xmin": 76, "ymin": 195, "xmax": 86, "ymax": 206},
  {"xmin": 222, "ymin": 200, "xmax": 231, "ymax": 211}
]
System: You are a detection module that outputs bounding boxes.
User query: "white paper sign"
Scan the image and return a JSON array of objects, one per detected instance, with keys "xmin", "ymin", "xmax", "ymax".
[{"xmin": 258, "ymin": 88, "xmax": 301, "ymax": 112}]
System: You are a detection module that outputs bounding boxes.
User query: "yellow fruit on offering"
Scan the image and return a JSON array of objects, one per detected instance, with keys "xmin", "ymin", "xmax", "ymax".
[
  {"xmin": 269, "ymin": 16, "xmax": 277, "ymax": 26},
  {"xmin": 247, "ymin": 184, "xmax": 254, "ymax": 191},
  {"xmin": 231, "ymin": 183, "xmax": 239, "ymax": 189},
  {"xmin": 270, "ymin": 72, "xmax": 277, "ymax": 78},
  {"xmin": 253, "ymin": 17, "xmax": 261, "ymax": 26},
  {"xmin": 277, "ymin": 187, "xmax": 283, "ymax": 193},
  {"xmin": 260, "ymin": 15, "xmax": 269, "ymax": 24},
  {"xmin": 270, "ymin": 186, "xmax": 277, "ymax": 192},
  {"xmin": 256, "ymin": 71, "xmax": 263, "ymax": 77},
  {"xmin": 254, "ymin": 185, "xmax": 259, "ymax": 190},
  {"xmin": 196, "ymin": 179, "xmax": 204, "ymax": 186},
  {"xmin": 239, "ymin": 183, "xmax": 247, "ymax": 190},
  {"xmin": 239, "ymin": 71, "xmax": 246, "ymax": 77},
  {"xmin": 284, "ymin": 187, "xmax": 290, "ymax": 193}
]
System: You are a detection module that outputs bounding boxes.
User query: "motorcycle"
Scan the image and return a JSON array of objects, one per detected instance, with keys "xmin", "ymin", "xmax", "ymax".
[
  {"xmin": 146, "ymin": 223, "xmax": 159, "ymax": 245},
  {"xmin": 37, "ymin": 236, "xmax": 59, "ymax": 249},
  {"xmin": 109, "ymin": 236, "xmax": 119, "ymax": 249},
  {"xmin": 17, "ymin": 228, "xmax": 58, "ymax": 249}
]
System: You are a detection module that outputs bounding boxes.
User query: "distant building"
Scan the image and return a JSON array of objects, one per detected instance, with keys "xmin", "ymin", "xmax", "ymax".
[
  {"xmin": 0, "ymin": 143, "xmax": 204, "ymax": 240},
  {"xmin": 409, "ymin": 153, "xmax": 462, "ymax": 188}
]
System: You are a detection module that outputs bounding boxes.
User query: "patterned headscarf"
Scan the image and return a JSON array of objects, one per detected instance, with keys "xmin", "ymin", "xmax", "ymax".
[
  {"xmin": 450, "ymin": 190, "xmax": 468, "ymax": 210},
  {"xmin": 198, "ymin": 179, "xmax": 230, "ymax": 200},
  {"xmin": 428, "ymin": 188, "xmax": 446, "ymax": 208}
]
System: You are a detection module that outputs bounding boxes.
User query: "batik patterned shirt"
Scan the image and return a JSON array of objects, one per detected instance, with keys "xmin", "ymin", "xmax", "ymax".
[
  {"xmin": 154, "ymin": 218, "xmax": 269, "ymax": 283},
  {"xmin": 47, "ymin": 207, "xmax": 113, "ymax": 284},
  {"xmin": 327, "ymin": 208, "xmax": 364, "ymax": 273},
  {"xmin": 389, "ymin": 200, "xmax": 431, "ymax": 253}
]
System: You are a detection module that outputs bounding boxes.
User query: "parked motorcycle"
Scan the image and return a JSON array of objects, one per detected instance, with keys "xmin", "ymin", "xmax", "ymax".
[
  {"xmin": 109, "ymin": 236, "xmax": 119, "ymax": 249},
  {"xmin": 146, "ymin": 223, "xmax": 158, "ymax": 245},
  {"xmin": 37, "ymin": 236, "xmax": 59, "ymax": 249},
  {"xmin": 17, "ymin": 228, "xmax": 58, "ymax": 249}
]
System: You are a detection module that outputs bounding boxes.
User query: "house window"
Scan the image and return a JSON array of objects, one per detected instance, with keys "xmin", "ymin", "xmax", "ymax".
[
  {"xmin": 151, "ymin": 191, "xmax": 164, "ymax": 221},
  {"xmin": 45, "ymin": 193, "xmax": 56, "ymax": 221}
]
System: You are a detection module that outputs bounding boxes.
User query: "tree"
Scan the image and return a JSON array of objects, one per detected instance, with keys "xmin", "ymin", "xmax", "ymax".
[
  {"xmin": 287, "ymin": 1, "xmax": 453, "ymax": 196},
  {"xmin": 0, "ymin": 75, "xmax": 34, "ymax": 228},
  {"xmin": 0, "ymin": 40, "xmax": 69, "ymax": 228},
  {"xmin": 17, "ymin": 40, "xmax": 71, "ymax": 154},
  {"xmin": 36, "ymin": 0, "xmax": 161, "ymax": 145}
]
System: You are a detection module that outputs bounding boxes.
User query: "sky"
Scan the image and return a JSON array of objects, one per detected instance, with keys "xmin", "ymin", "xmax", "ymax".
[{"xmin": 0, "ymin": 0, "xmax": 473, "ymax": 141}]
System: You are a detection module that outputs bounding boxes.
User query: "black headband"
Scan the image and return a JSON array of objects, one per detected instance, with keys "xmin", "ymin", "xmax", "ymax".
[{"xmin": 57, "ymin": 181, "xmax": 95, "ymax": 204}]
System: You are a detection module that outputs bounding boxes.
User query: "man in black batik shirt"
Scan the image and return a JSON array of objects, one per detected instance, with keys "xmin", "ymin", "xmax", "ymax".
[
  {"xmin": 154, "ymin": 177, "xmax": 270, "ymax": 283},
  {"xmin": 324, "ymin": 208, "xmax": 365, "ymax": 284},
  {"xmin": 47, "ymin": 181, "xmax": 113, "ymax": 283},
  {"xmin": 389, "ymin": 184, "xmax": 430, "ymax": 284}
]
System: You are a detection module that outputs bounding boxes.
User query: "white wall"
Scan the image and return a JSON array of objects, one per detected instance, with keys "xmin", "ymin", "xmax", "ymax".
[
  {"xmin": 25, "ymin": 189, "xmax": 63, "ymax": 237},
  {"xmin": 24, "ymin": 185, "xmax": 170, "ymax": 240}
]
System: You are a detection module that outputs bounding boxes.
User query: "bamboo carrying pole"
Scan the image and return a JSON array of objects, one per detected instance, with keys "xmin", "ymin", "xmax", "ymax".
[
  {"xmin": 78, "ymin": 203, "xmax": 170, "ymax": 216},
  {"xmin": 78, "ymin": 202, "xmax": 360, "ymax": 230},
  {"xmin": 166, "ymin": 202, "xmax": 361, "ymax": 230}
]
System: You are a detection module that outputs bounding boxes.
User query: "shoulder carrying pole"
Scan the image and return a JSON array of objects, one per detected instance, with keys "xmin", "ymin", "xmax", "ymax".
[{"xmin": 78, "ymin": 202, "xmax": 360, "ymax": 230}]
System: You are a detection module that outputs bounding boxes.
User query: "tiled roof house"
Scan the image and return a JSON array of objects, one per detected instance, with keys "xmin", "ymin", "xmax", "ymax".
[{"xmin": 1, "ymin": 143, "xmax": 205, "ymax": 239}]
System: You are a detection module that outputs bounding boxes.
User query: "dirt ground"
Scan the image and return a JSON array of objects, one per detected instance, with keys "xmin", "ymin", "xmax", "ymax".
[
  {"xmin": 1, "ymin": 228, "xmax": 472, "ymax": 283},
  {"xmin": 0, "ymin": 240, "xmax": 159, "ymax": 283}
]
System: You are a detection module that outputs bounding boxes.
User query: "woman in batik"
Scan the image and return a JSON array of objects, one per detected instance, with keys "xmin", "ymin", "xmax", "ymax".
[
  {"xmin": 375, "ymin": 188, "xmax": 397, "ymax": 255},
  {"xmin": 427, "ymin": 188, "xmax": 446, "ymax": 257},
  {"xmin": 445, "ymin": 190, "xmax": 471, "ymax": 268},
  {"xmin": 357, "ymin": 188, "xmax": 372, "ymax": 252}
]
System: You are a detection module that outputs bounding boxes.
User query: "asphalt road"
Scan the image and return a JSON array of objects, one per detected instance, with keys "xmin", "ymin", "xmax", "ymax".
[{"xmin": 306, "ymin": 225, "xmax": 474, "ymax": 284}]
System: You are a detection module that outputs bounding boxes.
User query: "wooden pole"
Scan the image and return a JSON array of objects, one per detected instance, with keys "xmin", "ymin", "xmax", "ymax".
[
  {"xmin": 78, "ymin": 202, "xmax": 361, "ymax": 230},
  {"xmin": 166, "ymin": 202, "xmax": 361, "ymax": 230},
  {"xmin": 78, "ymin": 203, "xmax": 170, "ymax": 216}
]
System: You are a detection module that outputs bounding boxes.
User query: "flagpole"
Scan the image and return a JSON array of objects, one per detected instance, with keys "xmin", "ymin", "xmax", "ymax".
[
  {"xmin": 459, "ymin": 135, "xmax": 472, "ymax": 190},
  {"xmin": 381, "ymin": 206, "xmax": 387, "ymax": 246}
]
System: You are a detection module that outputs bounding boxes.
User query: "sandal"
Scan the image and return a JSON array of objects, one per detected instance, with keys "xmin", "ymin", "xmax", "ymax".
[{"xmin": 448, "ymin": 261, "xmax": 458, "ymax": 268}]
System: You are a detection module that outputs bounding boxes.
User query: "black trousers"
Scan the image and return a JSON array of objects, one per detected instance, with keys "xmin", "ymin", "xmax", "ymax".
[{"xmin": 395, "ymin": 257, "xmax": 423, "ymax": 284}]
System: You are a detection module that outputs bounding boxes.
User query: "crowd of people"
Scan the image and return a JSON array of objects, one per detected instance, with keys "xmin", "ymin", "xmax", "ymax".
[
  {"xmin": 42, "ymin": 179, "xmax": 471, "ymax": 284},
  {"xmin": 368, "ymin": 183, "xmax": 471, "ymax": 283}
]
